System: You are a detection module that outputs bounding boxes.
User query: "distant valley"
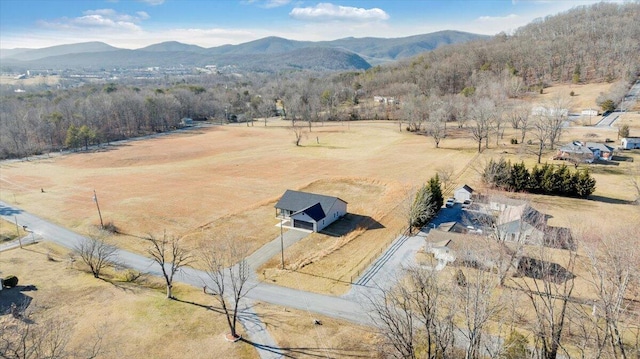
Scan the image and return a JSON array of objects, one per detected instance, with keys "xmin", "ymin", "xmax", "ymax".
[{"xmin": 0, "ymin": 30, "xmax": 486, "ymax": 73}]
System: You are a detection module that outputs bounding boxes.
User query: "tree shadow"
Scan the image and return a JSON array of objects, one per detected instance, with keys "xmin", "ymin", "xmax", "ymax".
[
  {"xmin": 320, "ymin": 213, "xmax": 384, "ymax": 237},
  {"xmin": 291, "ymin": 268, "xmax": 354, "ymax": 285},
  {"xmin": 172, "ymin": 297, "xmax": 226, "ymax": 315},
  {"xmin": 0, "ymin": 285, "xmax": 36, "ymax": 320},
  {"xmin": 586, "ymin": 195, "xmax": 630, "ymax": 205},
  {"xmin": 516, "ymin": 257, "xmax": 575, "ymax": 284},
  {"xmin": 0, "ymin": 204, "xmax": 23, "ymax": 216}
]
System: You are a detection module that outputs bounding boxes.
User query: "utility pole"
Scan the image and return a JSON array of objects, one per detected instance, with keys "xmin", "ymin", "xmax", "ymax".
[
  {"xmin": 14, "ymin": 216, "xmax": 22, "ymax": 248},
  {"xmin": 280, "ymin": 218, "xmax": 285, "ymax": 269},
  {"xmin": 93, "ymin": 189, "xmax": 104, "ymax": 229}
]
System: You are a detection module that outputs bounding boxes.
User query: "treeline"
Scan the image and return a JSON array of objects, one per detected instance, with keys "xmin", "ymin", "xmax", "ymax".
[
  {"xmin": 2, "ymin": 2, "xmax": 638, "ymax": 159},
  {"xmin": 483, "ymin": 158, "xmax": 596, "ymax": 198}
]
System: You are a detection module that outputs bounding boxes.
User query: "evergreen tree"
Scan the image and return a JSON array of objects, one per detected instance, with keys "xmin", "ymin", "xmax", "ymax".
[
  {"xmin": 78, "ymin": 125, "xmax": 96, "ymax": 151},
  {"xmin": 509, "ymin": 162, "xmax": 530, "ymax": 192},
  {"xmin": 576, "ymin": 169, "xmax": 596, "ymax": 197},
  {"xmin": 65, "ymin": 125, "xmax": 80, "ymax": 150},
  {"xmin": 541, "ymin": 163, "xmax": 555, "ymax": 193},
  {"xmin": 428, "ymin": 174, "xmax": 443, "ymax": 212},
  {"xmin": 554, "ymin": 165, "xmax": 571, "ymax": 195},
  {"xmin": 528, "ymin": 165, "xmax": 543, "ymax": 193},
  {"xmin": 410, "ymin": 184, "xmax": 433, "ymax": 229}
]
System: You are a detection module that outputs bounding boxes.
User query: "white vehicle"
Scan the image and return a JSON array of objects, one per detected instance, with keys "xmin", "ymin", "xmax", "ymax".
[{"xmin": 445, "ymin": 198, "xmax": 455, "ymax": 208}]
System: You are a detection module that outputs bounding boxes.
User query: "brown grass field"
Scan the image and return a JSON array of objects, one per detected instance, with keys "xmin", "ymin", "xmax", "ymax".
[
  {"xmin": 1, "ymin": 82, "xmax": 640, "ymax": 357},
  {"xmin": 0, "ymin": 242, "xmax": 378, "ymax": 358}
]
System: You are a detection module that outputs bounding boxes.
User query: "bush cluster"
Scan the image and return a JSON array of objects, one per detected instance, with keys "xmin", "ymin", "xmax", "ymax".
[
  {"xmin": 483, "ymin": 158, "xmax": 596, "ymax": 198},
  {"xmin": 3, "ymin": 275, "xmax": 19, "ymax": 288}
]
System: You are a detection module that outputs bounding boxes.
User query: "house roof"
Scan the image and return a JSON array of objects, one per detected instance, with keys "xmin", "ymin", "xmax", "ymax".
[
  {"xmin": 437, "ymin": 221, "xmax": 468, "ymax": 233},
  {"xmin": 292, "ymin": 202, "xmax": 326, "ymax": 222},
  {"xmin": 456, "ymin": 185, "xmax": 474, "ymax": 193},
  {"xmin": 498, "ymin": 203, "xmax": 547, "ymax": 230},
  {"xmin": 559, "ymin": 142, "xmax": 593, "ymax": 156},
  {"xmin": 275, "ymin": 189, "xmax": 346, "ymax": 214},
  {"xmin": 585, "ymin": 142, "xmax": 614, "ymax": 153}
]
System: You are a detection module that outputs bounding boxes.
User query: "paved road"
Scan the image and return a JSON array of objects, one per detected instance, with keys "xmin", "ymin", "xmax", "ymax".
[
  {"xmin": 0, "ymin": 201, "xmax": 388, "ymax": 358},
  {"xmin": 1, "ymin": 200, "xmax": 526, "ymax": 358},
  {"xmin": 594, "ymin": 79, "xmax": 640, "ymax": 128}
]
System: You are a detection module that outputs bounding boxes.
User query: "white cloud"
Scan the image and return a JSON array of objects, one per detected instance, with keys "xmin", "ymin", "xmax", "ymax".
[
  {"xmin": 38, "ymin": 9, "xmax": 148, "ymax": 32},
  {"xmin": 290, "ymin": 3, "xmax": 389, "ymax": 22}
]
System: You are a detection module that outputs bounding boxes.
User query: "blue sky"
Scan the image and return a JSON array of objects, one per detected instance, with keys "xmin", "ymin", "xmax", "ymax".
[{"xmin": 0, "ymin": 0, "xmax": 622, "ymax": 49}]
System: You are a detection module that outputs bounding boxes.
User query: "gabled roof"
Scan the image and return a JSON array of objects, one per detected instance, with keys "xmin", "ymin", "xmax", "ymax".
[
  {"xmin": 585, "ymin": 142, "xmax": 614, "ymax": 153},
  {"xmin": 292, "ymin": 202, "xmax": 326, "ymax": 222},
  {"xmin": 559, "ymin": 142, "xmax": 593, "ymax": 156},
  {"xmin": 456, "ymin": 184, "xmax": 474, "ymax": 193},
  {"xmin": 275, "ymin": 189, "xmax": 346, "ymax": 214},
  {"xmin": 498, "ymin": 203, "xmax": 546, "ymax": 230}
]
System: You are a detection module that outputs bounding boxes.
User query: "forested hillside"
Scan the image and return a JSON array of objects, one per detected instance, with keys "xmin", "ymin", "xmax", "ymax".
[
  {"xmin": 361, "ymin": 2, "xmax": 640, "ymax": 98},
  {"xmin": 1, "ymin": 2, "xmax": 639, "ymax": 159}
]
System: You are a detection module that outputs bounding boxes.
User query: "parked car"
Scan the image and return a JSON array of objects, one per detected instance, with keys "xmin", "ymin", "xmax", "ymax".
[
  {"xmin": 445, "ymin": 198, "xmax": 455, "ymax": 208},
  {"xmin": 462, "ymin": 199, "xmax": 472, "ymax": 208}
]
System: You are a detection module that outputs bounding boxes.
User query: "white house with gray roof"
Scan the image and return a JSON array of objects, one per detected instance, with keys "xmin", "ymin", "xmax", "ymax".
[{"xmin": 275, "ymin": 190, "xmax": 347, "ymax": 232}]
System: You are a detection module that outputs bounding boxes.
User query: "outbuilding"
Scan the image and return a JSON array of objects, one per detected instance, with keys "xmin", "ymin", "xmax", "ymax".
[
  {"xmin": 454, "ymin": 185, "xmax": 474, "ymax": 203},
  {"xmin": 621, "ymin": 137, "xmax": 640, "ymax": 149}
]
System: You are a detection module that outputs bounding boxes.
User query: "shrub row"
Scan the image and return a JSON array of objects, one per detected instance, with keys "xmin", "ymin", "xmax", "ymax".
[{"xmin": 483, "ymin": 158, "xmax": 596, "ymax": 198}]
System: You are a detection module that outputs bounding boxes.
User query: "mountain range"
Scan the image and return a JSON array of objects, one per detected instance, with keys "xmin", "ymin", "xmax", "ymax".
[{"xmin": 0, "ymin": 30, "xmax": 487, "ymax": 72}]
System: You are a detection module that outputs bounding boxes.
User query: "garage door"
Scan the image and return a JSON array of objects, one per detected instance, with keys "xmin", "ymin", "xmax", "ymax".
[{"xmin": 293, "ymin": 219, "xmax": 314, "ymax": 231}]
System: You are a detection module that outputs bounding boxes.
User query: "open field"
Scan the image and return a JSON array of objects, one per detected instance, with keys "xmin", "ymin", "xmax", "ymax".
[
  {"xmin": 2, "ymin": 87, "xmax": 640, "ymax": 294},
  {"xmin": 0, "ymin": 75, "xmax": 61, "ymax": 87},
  {"xmin": 0, "ymin": 120, "xmax": 477, "ymax": 275},
  {"xmin": 537, "ymin": 82, "xmax": 614, "ymax": 111}
]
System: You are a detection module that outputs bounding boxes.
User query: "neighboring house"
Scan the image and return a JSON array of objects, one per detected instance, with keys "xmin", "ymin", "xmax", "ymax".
[
  {"xmin": 585, "ymin": 142, "xmax": 614, "ymax": 160},
  {"xmin": 531, "ymin": 106, "xmax": 569, "ymax": 118},
  {"xmin": 621, "ymin": 137, "xmax": 640, "ymax": 150},
  {"xmin": 581, "ymin": 109, "xmax": 599, "ymax": 117},
  {"xmin": 180, "ymin": 117, "xmax": 193, "ymax": 126},
  {"xmin": 436, "ymin": 221, "xmax": 468, "ymax": 234},
  {"xmin": 495, "ymin": 202, "xmax": 574, "ymax": 250},
  {"xmin": 425, "ymin": 231, "xmax": 501, "ymax": 270},
  {"xmin": 454, "ymin": 185, "xmax": 474, "ymax": 203},
  {"xmin": 274, "ymin": 190, "xmax": 347, "ymax": 232},
  {"xmin": 555, "ymin": 141, "xmax": 614, "ymax": 162},
  {"xmin": 373, "ymin": 96, "xmax": 399, "ymax": 105}
]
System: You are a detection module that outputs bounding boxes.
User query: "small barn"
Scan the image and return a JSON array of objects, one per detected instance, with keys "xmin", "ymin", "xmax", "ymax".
[
  {"xmin": 275, "ymin": 190, "xmax": 347, "ymax": 232},
  {"xmin": 454, "ymin": 185, "xmax": 474, "ymax": 203}
]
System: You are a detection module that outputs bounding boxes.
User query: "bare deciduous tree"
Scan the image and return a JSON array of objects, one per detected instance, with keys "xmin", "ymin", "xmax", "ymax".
[
  {"xmin": 514, "ymin": 243, "xmax": 576, "ymax": 359},
  {"xmin": 74, "ymin": 236, "xmax": 117, "ymax": 278},
  {"xmin": 582, "ymin": 227, "xmax": 639, "ymax": 359},
  {"xmin": 369, "ymin": 267, "xmax": 455, "ymax": 359},
  {"xmin": 427, "ymin": 107, "xmax": 447, "ymax": 148},
  {"xmin": 202, "ymin": 239, "xmax": 252, "ymax": 341},
  {"xmin": 0, "ymin": 304, "xmax": 105, "ymax": 359},
  {"xmin": 469, "ymin": 98, "xmax": 495, "ymax": 153},
  {"xmin": 147, "ymin": 231, "xmax": 193, "ymax": 299},
  {"xmin": 453, "ymin": 266, "xmax": 502, "ymax": 359}
]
